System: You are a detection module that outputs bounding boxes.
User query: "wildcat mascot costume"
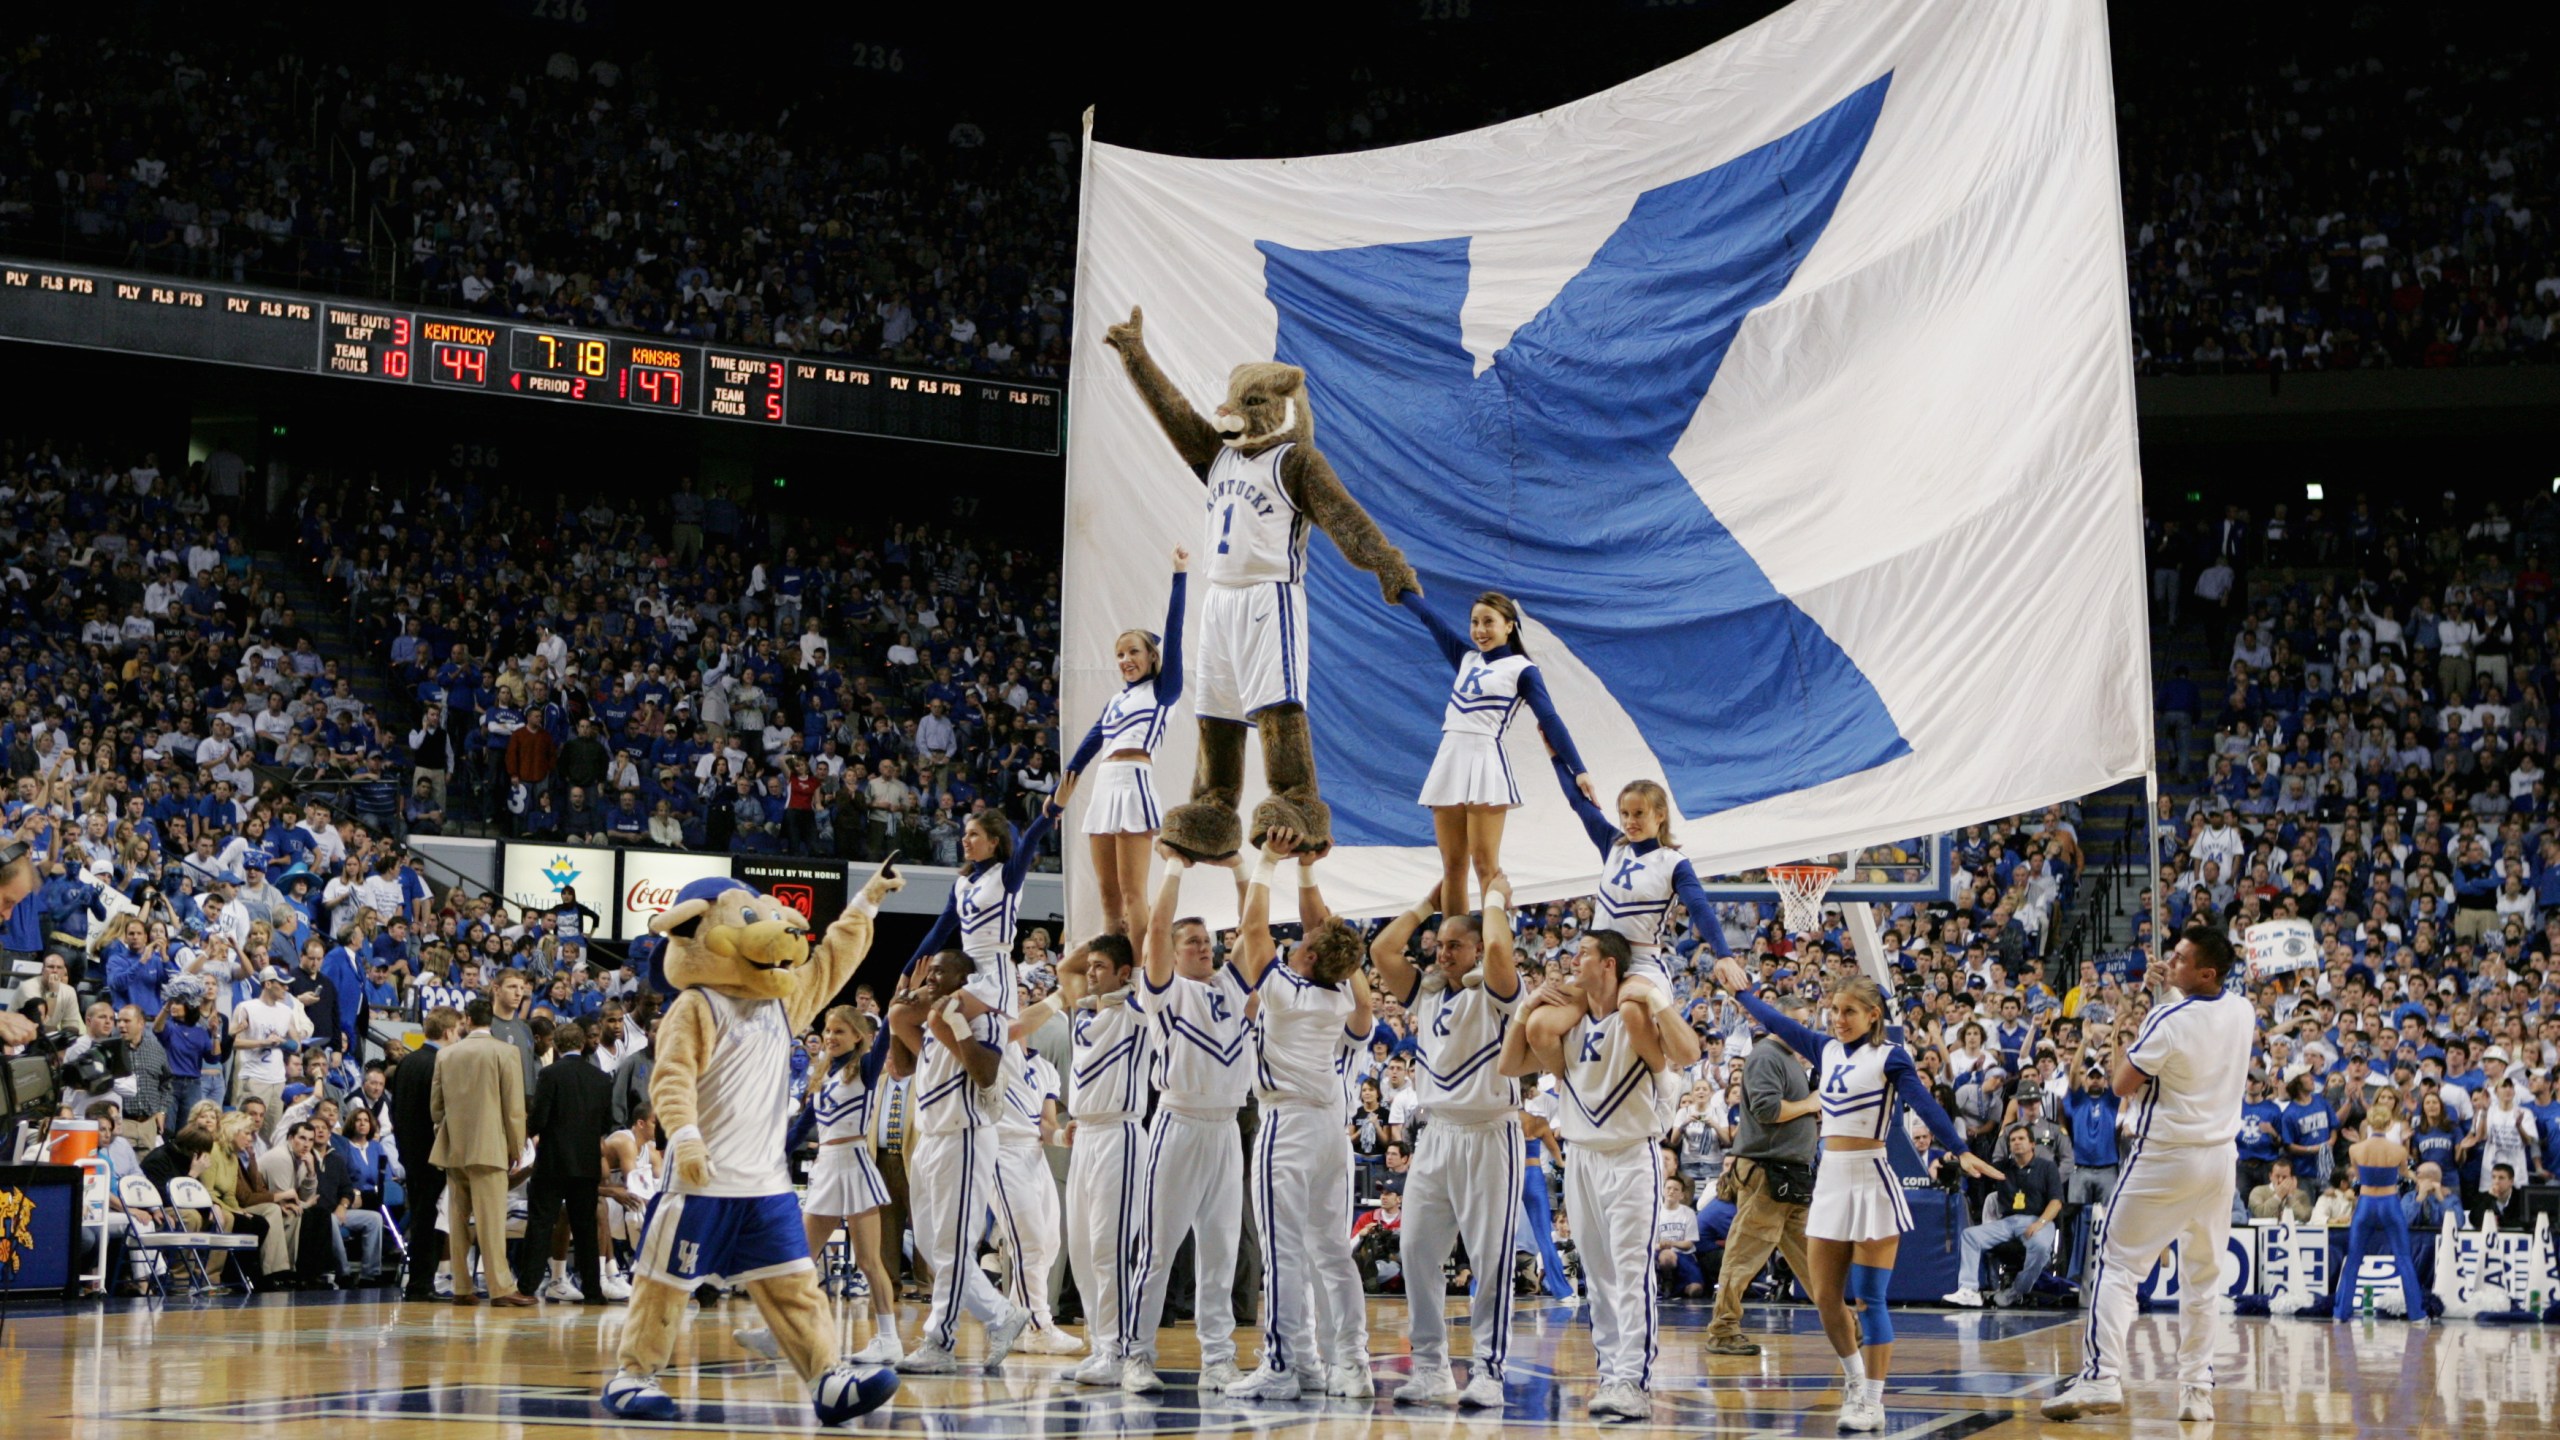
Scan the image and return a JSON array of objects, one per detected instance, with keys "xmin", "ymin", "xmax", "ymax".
[
  {"xmin": 601, "ymin": 864, "xmax": 902, "ymax": 1425},
  {"xmin": 1105, "ymin": 305, "xmax": 1418, "ymax": 858}
]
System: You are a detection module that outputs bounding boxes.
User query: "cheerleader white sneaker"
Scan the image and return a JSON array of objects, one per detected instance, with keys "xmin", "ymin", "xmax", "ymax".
[
  {"xmin": 1589, "ymin": 1382, "xmax": 1652, "ymax": 1420},
  {"xmin": 2178, "ymin": 1386, "xmax": 2215, "ymax": 1423},
  {"xmin": 1327, "ymin": 1356, "xmax": 1376, "ymax": 1398},
  {"xmin": 732, "ymin": 1327, "xmax": 783, "ymax": 1362},
  {"xmin": 2040, "ymin": 1376, "xmax": 2124, "ymax": 1420},
  {"xmin": 1020, "ymin": 1324, "xmax": 1086, "ymax": 1356},
  {"xmin": 1835, "ymin": 1395, "xmax": 1887, "ymax": 1432},
  {"xmin": 599, "ymin": 1270, "xmax": 632, "ymax": 1301},
  {"xmin": 540, "ymin": 1274, "xmax": 584, "ymax": 1303},
  {"xmin": 1070, "ymin": 1353, "xmax": 1122, "ymax": 1386},
  {"xmin": 1198, "ymin": 1359, "xmax": 1245, "ymax": 1392},
  {"xmin": 1941, "ymin": 1288, "xmax": 1984, "ymax": 1308},
  {"xmin": 1120, "ymin": 1357, "xmax": 1165, "ymax": 1393},
  {"xmin": 849, "ymin": 1331, "xmax": 904, "ymax": 1366},
  {"xmin": 983, "ymin": 1307, "xmax": 1033, "ymax": 1366},
  {"xmin": 1395, "ymin": 1366, "xmax": 1460, "ymax": 1406},
  {"xmin": 1223, "ymin": 1366, "xmax": 1301, "ymax": 1401},
  {"xmin": 1457, "ymin": 1372, "xmax": 1506, "ymax": 1409},
  {"xmin": 896, "ymin": 1345, "xmax": 959, "ymax": 1375}
]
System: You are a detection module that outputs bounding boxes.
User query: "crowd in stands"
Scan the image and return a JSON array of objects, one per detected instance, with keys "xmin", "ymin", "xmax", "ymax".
[
  {"xmin": 0, "ymin": 32, "xmax": 1072, "ymax": 380},
  {"xmin": 10, "ymin": 9, "xmax": 2559, "ymax": 393}
]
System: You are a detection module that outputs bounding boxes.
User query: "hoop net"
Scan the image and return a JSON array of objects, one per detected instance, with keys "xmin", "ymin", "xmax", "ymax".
[{"xmin": 1768, "ymin": 864, "xmax": 1840, "ymax": 937}]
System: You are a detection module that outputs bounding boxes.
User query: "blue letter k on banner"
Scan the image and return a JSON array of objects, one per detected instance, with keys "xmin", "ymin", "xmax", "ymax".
[{"xmin": 1260, "ymin": 74, "xmax": 1909, "ymax": 847}]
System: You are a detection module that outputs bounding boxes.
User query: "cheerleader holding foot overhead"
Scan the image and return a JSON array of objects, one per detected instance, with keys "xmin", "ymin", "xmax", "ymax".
[
  {"xmin": 735, "ymin": 1006, "xmax": 905, "ymax": 1365},
  {"xmin": 1055, "ymin": 548, "xmax": 1186, "ymax": 938},
  {"xmin": 1708, "ymin": 957, "xmax": 1997, "ymax": 1435},
  {"xmin": 1402, "ymin": 590, "xmax": 1589, "ymax": 915}
]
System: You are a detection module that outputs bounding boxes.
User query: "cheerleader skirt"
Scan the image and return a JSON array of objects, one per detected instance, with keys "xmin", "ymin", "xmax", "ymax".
[
  {"xmin": 1078, "ymin": 757, "xmax": 1162, "ymax": 835},
  {"xmin": 803, "ymin": 1142, "xmax": 891, "ymax": 1217},
  {"xmin": 1417, "ymin": 731, "xmax": 1522, "ymax": 808},
  {"xmin": 1807, "ymin": 1149, "xmax": 1914, "ymax": 1242}
]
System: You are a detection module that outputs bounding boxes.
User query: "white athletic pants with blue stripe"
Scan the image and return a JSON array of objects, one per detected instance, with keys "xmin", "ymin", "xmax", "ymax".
[
  {"xmin": 1251, "ymin": 1102, "xmax": 1366, "ymax": 1377},
  {"xmin": 2081, "ymin": 1140, "xmax": 2231, "ymax": 1389},
  {"xmin": 1065, "ymin": 1117, "xmax": 1142, "ymax": 1359},
  {"xmin": 1401, "ymin": 1115, "xmax": 1523, "ymax": 1381},
  {"xmin": 1563, "ymin": 1137, "xmax": 1658, "ymax": 1389},
  {"xmin": 992, "ymin": 1131, "xmax": 1062, "ymax": 1326},
  {"xmin": 910, "ymin": 1126, "xmax": 1018, "ymax": 1352},
  {"xmin": 1124, "ymin": 1107, "xmax": 1242, "ymax": 1367}
]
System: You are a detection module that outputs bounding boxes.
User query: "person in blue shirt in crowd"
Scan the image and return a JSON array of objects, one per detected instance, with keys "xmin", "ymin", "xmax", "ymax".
[
  {"xmin": 2280, "ymin": 1072, "xmax": 2336, "ymax": 1187},
  {"xmin": 2060, "ymin": 1064, "xmax": 2122, "ymax": 1281},
  {"xmin": 2235, "ymin": 1071, "xmax": 2287, "ymax": 1202}
]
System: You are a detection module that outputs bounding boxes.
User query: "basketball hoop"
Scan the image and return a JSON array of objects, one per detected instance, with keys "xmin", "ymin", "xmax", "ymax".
[{"xmin": 1768, "ymin": 864, "xmax": 1840, "ymax": 937}]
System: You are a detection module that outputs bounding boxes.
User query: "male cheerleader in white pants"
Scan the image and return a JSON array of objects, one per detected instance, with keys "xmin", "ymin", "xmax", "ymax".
[
  {"xmin": 885, "ymin": 951, "xmax": 1034, "ymax": 1373},
  {"xmin": 1225, "ymin": 832, "xmax": 1374, "ymax": 1401},
  {"xmin": 2044, "ymin": 923, "xmax": 2254, "ymax": 1424},
  {"xmin": 1369, "ymin": 874, "xmax": 1527, "ymax": 1408},
  {"xmin": 1058, "ymin": 935, "xmax": 1157, "ymax": 1386},
  {"xmin": 990, "ymin": 1026, "xmax": 1079, "ymax": 1354},
  {"xmin": 1120, "ymin": 846, "xmax": 1254, "ymax": 1393},
  {"xmin": 1501, "ymin": 928, "xmax": 1674, "ymax": 1421}
]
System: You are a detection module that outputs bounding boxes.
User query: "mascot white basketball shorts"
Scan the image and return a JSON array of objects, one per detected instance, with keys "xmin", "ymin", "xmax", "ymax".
[{"xmin": 1195, "ymin": 581, "xmax": 1308, "ymax": 723}]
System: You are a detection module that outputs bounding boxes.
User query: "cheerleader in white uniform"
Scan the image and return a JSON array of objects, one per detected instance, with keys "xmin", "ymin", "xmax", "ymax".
[
  {"xmin": 1552, "ymin": 760, "xmax": 1734, "ymax": 1002},
  {"xmin": 1402, "ymin": 591, "xmax": 1589, "ymax": 916},
  {"xmin": 1710, "ymin": 959, "xmax": 1996, "ymax": 1434},
  {"xmin": 736, "ymin": 1006, "xmax": 904, "ymax": 1364},
  {"xmin": 1056, "ymin": 548, "xmax": 1187, "ymax": 939},
  {"xmin": 905, "ymin": 807, "xmax": 1057, "ymax": 1017}
]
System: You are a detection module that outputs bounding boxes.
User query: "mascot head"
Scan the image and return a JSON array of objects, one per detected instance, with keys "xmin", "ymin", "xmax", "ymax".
[
  {"xmin": 649, "ymin": 876, "xmax": 815, "ymax": 1002},
  {"xmin": 1214, "ymin": 362, "xmax": 1313, "ymax": 454}
]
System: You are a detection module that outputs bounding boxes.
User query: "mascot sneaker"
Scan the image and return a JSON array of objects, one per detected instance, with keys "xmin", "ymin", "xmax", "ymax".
[
  {"xmin": 601, "ymin": 1373, "xmax": 679, "ymax": 1421},
  {"xmin": 811, "ymin": 1363, "xmax": 899, "ymax": 1426},
  {"xmin": 1457, "ymin": 1372, "xmax": 1505, "ymax": 1409},
  {"xmin": 732, "ymin": 1327, "xmax": 783, "ymax": 1362},
  {"xmin": 849, "ymin": 1332, "xmax": 904, "ymax": 1366},
  {"xmin": 2040, "ymin": 1377, "xmax": 2124, "ymax": 1420},
  {"xmin": 1327, "ymin": 1357, "xmax": 1375, "ymax": 1398},
  {"xmin": 1224, "ymin": 1366, "xmax": 1300, "ymax": 1401}
]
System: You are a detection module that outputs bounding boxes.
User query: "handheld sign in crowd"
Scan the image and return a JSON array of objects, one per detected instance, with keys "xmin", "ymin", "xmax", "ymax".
[{"xmin": 2246, "ymin": 917, "xmax": 2319, "ymax": 977}]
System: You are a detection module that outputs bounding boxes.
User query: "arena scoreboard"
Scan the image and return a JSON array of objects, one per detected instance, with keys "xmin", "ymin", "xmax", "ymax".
[{"xmin": 0, "ymin": 259, "xmax": 1060, "ymax": 455}]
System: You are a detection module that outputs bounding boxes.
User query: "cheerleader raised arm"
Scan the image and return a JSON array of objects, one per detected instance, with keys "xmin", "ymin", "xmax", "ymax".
[
  {"xmin": 1551, "ymin": 755, "xmax": 1734, "ymax": 1014},
  {"xmin": 1403, "ymin": 590, "xmax": 1590, "ymax": 916},
  {"xmin": 1055, "ymin": 549, "xmax": 1187, "ymax": 939}
]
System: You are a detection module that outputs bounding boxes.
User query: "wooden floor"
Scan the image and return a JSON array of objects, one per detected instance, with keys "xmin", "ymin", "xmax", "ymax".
[{"xmin": 12, "ymin": 1289, "xmax": 2560, "ymax": 1438}]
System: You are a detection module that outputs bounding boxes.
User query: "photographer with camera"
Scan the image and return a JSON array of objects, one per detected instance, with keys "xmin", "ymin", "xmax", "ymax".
[{"xmin": 1700, "ymin": 994, "xmax": 1818, "ymax": 1357}]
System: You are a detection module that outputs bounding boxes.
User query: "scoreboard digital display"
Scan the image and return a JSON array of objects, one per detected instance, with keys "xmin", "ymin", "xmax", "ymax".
[{"xmin": 2, "ymin": 259, "xmax": 1060, "ymax": 454}]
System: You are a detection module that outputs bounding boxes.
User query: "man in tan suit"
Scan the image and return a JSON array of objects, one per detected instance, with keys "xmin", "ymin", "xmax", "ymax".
[{"xmin": 432, "ymin": 997, "xmax": 533, "ymax": 1306}]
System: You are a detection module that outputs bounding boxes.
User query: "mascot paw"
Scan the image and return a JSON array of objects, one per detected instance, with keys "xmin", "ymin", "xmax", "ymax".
[
  {"xmin": 1380, "ymin": 566, "xmax": 1421, "ymax": 606},
  {"xmin": 860, "ymin": 861, "xmax": 907, "ymax": 907},
  {"xmin": 602, "ymin": 1373, "xmax": 680, "ymax": 1421},
  {"xmin": 812, "ymin": 1362, "xmax": 900, "ymax": 1426},
  {"xmin": 673, "ymin": 1138, "xmax": 714, "ymax": 1189},
  {"xmin": 1250, "ymin": 796, "xmax": 1331, "ymax": 855},
  {"xmin": 1159, "ymin": 800, "xmax": 1242, "ymax": 864},
  {"xmin": 1104, "ymin": 305, "xmax": 1147, "ymax": 359}
]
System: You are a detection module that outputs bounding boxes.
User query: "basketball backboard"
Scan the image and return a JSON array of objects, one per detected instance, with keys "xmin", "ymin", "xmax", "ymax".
[{"xmin": 1686, "ymin": 831, "xmax": 1953, "ymax": 903}]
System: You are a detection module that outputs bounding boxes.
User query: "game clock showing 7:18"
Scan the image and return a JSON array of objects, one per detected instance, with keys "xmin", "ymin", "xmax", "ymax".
[{"xmin": 0, "ymin": 259, "xmax": 1057, "ymax": 453}]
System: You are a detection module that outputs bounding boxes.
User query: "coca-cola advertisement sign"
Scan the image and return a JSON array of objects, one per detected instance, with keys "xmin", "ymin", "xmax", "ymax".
[{"xmin": 615, "ymin": 850, "xmax": 730, "ymax": 940}]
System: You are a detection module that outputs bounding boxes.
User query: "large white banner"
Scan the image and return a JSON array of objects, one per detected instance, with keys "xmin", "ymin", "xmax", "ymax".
[{"xmin": 1063, "ymin": 0, "xmax": 2148, "ymax": 928}]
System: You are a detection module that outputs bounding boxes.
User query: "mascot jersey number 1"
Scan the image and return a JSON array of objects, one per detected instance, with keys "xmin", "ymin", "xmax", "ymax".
[
  {"xmin": 601, "ymin": 865, "xmax": 904, "ymax": 1427},
  {"xmin": 1105, "ymin": 305, "xmax": 1418, "ymax": 859}
]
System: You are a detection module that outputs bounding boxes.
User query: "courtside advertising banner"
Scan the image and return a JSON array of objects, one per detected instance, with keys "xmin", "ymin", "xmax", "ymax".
[
  {"xmin": 618, "ymin": 848, "xmax": 732, "ymax": 940},
  {"xmin": 733, "ymin": 857, "xmax": 851, "ymax": 928},
  {"xmin": 502, "ymin": 844, "xmax": 617, "ymax": 918},
  {"xmin": 1065, "ymin": 0, "xmax": 2148, "ymax": 926}
]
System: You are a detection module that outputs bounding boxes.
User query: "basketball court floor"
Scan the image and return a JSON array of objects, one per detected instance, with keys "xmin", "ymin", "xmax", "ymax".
[{"xmin": 13, "ymin": 1292, "xmax": 2557, "ymax": 1438}]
